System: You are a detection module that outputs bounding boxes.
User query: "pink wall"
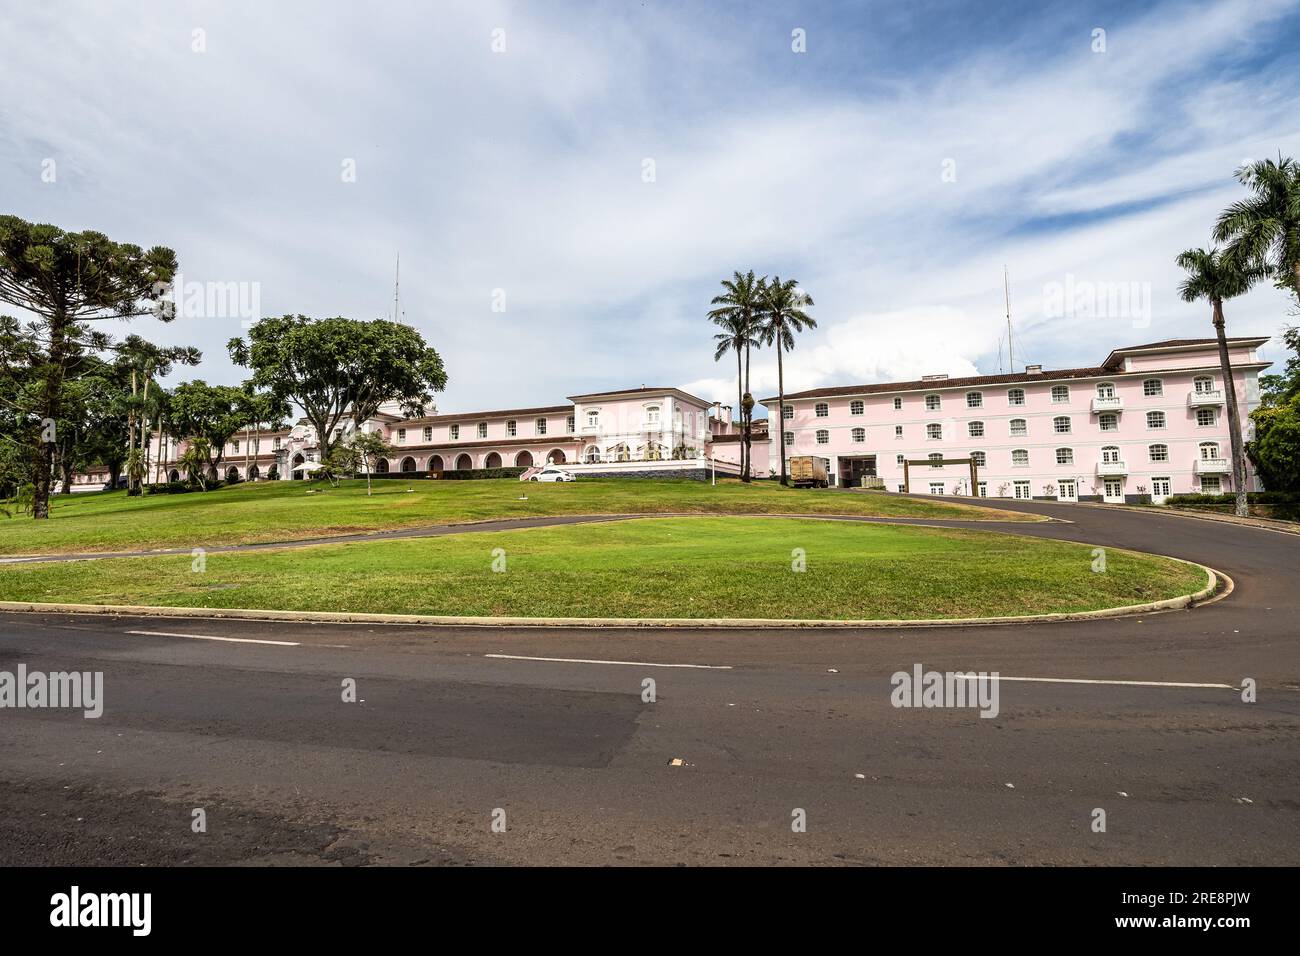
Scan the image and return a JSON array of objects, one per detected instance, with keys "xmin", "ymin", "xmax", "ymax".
[{"xmin": 772, "ymin": 347, "xmax": 1263, "ymax": 499}]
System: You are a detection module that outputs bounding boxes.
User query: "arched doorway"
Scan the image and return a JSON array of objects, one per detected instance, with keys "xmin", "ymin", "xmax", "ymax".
[
  {"xmin": 485, "ymin": 452, "xmax": 502, "ymax": 468},
  {"xmin": 292, "ymin": 454, "xmax": 306, "ymax": 480},
  {"xmin": 249, "ymin": 465, "xmax": 260, "ymax": 481},
  {"xmin": 400, "ymin": 456, "xmax": 417, "ymax": 474},
  {"xmin": 455, "ymin": 453, "xmax": 473, "ymax": 470},
  {"xmin": 375, "ymin": 458, "xmax": 390, "ymax": 474},
  {"xmin": 226, "ymin": 466, "xmax": 240, "ymax": 483},
  {"xmin": 168, "ymin": 469, "xmax": 180, "ymax": 483},
  {"xmin": 584, "ymin": 445, "xmax": 600, "ymax": 463},
  {"xmin": 429, "ymin": 454, "xmax": 444, "ymax": 471},
  {"xmin": 547, "ymin": 449, "xmax": 566, "ymax": 465},
  {"xmin": 515, "ymin": 450, "xmax": 533, "ymax": 468}
]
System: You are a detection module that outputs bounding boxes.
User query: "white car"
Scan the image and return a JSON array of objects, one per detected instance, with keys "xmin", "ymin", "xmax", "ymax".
[{"xmin": 530, "ymin": 467, "xmax": 576, "ymax": 482}]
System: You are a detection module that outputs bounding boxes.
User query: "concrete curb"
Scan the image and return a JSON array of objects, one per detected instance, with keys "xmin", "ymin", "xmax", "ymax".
[{"xmin": 0, "ymin": 564, "xmax": 1221, "ymax": 630}]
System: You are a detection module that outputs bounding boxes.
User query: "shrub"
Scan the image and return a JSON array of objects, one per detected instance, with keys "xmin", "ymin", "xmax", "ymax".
[{"xmin": 434, "ymin": 467, "xmax": 527, "ymax": 480}]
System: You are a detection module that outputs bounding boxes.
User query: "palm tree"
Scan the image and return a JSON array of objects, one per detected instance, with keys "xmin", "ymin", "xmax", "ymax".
[
  {"xmin": 177, "ymin": 438, "xmax": 212, "ymax": 491},
  {"xmin": 711, "ymin": 313, "xmax": 757, "ymax": 477},
  {"xmin": 709, "ymin": 271, "xmax": 765, "ymax": 481},
  {"xmin": 757, "ymin": 277, "xmax": 815, "ymax": 486},
  {"xmin": 1176, "ymin": 247, "xmax": 1257, "ymax": 517},
  {"xmin": 1214, "ymin": 155, "xmax": 1300, "ymax": 306}
]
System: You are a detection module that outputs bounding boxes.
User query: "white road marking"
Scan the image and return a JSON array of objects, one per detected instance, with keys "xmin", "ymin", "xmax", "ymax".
[
  {"xmin": 126, "ymin": 629, "xmax": 300, "ymax": 647},
  {"xmin": 954, "ymin": 674, "xmax": 1236, "ymax": 690},
  {"xmin": 485, "ymin": 653, "xmax": 731, "ymax": 670}
]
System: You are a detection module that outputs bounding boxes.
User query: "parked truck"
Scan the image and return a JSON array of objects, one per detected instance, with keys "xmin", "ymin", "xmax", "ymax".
[{"xmin": 789, "ymin": 455, "xmax": 831, "ymax": 488}]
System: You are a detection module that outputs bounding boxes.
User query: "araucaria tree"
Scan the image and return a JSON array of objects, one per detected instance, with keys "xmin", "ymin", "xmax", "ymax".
[
  {"xmin": 708, "ymin": 271, "xmax": 765, "ymax": 481},
  {"xmin": 758, "ymin": 277, "xmax": 815, "ymax": 487},
  {"xmin": 0, "ymin": 216, "xmax": 178, "ymax": 517},
  {"xmin": 1175, "ymin": 248, "xmax": 1255, "ymax": 517},
  {"xmin": 228, "ymin": 315, "xmax": 447, "ymax": 462}
]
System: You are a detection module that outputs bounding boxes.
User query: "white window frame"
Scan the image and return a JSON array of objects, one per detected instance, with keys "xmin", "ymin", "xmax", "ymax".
[
  {"xmin": 1146, "ymin": 410, "xmax": 1165, "ymax": 430},
  {"xmin": 506, "ymin": 419, "xmax": 517, "ymax": 437},
  {"xmin": 536, "ymin": 417, "xmax": 547, "ymax": 435},
  {"xmin": 477, "ymin": 422, "xmax": 488, "ymax": 438},
  {"xmin": 450, "ymin": 424, "xmax": 460, "ymax": 440},
  {"xmin": 1051, "ymin": 385, "xmax": 1070, "ymax": 403},
  {"xmin": 1143, "ymin": 378, "xmax": 1163, "ymax": 397},
  {"xmin": 968, "ymin": 420, "xmax": 984, "ymax": 438},
  {"xmin": 1011, "ymin": 448, "xmax": 1029, "ymax": 467},
  {"xmin": 1053, "ymin": 416, "xmax": 1071, "ymax": 434},
  {"xmin": 851, "ymin": 427, "xmax": 866, "ymax": 443},
  {"xmin": 926, "ymin": 423, "xmax": 942, "ymax": 440},
  {"xmin": 815, "ymin": 429, "xmax": 830, "ymax": 445},
  {"xmin": 1007, "ymin": 388, "xmax": 1025, "ymax": 406},
  {"xmin": 1009, "ymin": 418, "xmax": 1027, "ymax": 437},
  {"xmin": 966, "ymin": 391, "xmax": 983, "ymax": 408},
  {"xmin": 1149, "ymin": 443, "xmax": 1168, "ymax": 462},
  {"xmin": 925, "ymin": 394, "xmax": 941, "ymax": 411},
  {"xmin": 1196, "ymin": 407, "xmax": 1216, "ymax": 427},
  {"xmin": 1055, "ymin": 447, "xmax": 1074, "ymax": 465},
  {"xmin": 850, "ymin": 400, "xmax": 864, "ymax": 416},
  {"xmin": 1099, "ymin": 413, "xmax": 1118, "ymax": 431},
  {"xmin": 814, "ymin": 403, "xmax": 829, "ymax": 418}
]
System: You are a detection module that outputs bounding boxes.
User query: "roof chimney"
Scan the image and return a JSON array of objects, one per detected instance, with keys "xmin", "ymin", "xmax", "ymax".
[
  {"xmin": 920, "ymin": 373, "xmax": 948, "ymax": 381},
  {"xmin": 1025, "ymin": 364, "xmax": 1043, "ymax": 374}
]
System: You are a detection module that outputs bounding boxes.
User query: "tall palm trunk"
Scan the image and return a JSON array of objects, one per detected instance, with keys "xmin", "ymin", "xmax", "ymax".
[
  {"xmin": 776, "ymin": 343, "xmax": 788, "ymax": 486},
  {"xmin": 735, "ymin": 349, "xmax": 745, "ymax": 476},
  {"xmin": 742, "ymin": 341, "xmax": 752, "ymax": 482},
  {"xmin": 127, "ymin": 369, "xmax": 138, "ymax": 492},
  {"xmin": 154, "ymin": 416, "xmax": 166, "ymax": 485},
  {"xmin": 1212, "ymin": 298, "xmax": 1249, "ymax": 517}
]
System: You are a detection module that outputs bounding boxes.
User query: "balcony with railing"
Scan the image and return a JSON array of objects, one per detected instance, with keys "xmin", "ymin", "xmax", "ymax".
[
  {"xmin": 1095, "ymin": 459, "xmax": 1128, "ymax": 476},
  {"xmin": 1187, "ymin": 388, "xmax": 1224, "ymax": 407},
  {"xmin": 1090, "ymin": 396, "xmax": 1124, "ymax": 413},
  {"xmin": 1194, "ymin": 456, "xmax": 1230, "ymax": 474}
]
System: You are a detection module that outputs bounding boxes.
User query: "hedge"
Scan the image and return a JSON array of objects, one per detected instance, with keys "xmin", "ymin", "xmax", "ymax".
[{"xmin": 1165, "ymin": 491, "xmax": 1300, "ymax": 506}]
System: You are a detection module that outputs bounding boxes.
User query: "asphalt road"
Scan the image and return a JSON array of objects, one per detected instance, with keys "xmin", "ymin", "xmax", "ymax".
[{"xmin": 1, "ymin": 498, "xmax": 1297, "ymax": 865}]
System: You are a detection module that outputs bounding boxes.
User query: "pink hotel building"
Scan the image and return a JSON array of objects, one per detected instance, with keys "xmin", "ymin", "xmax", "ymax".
[
  {"xmin": 72, "ymin": 336, "xmax": 1268, "ymax": 503},
  {"xmin": 763, "ymin": 337, "xmax": 1270, "ymax": 503}
]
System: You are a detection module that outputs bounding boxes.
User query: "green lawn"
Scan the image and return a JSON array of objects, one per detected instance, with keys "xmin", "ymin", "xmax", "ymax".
[
  {"xmin": 0, "ymin": 517, "xmax": 1206, "ymax": 620},
  {"xmin": 0, "ymin": 477, "xmax": 1037, "ymax": 556}
]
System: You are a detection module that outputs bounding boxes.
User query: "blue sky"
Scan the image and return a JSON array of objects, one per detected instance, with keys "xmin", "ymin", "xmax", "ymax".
[{"xmin": 3, "ymin": 0, "xmax": 1299, "ymax": 414}]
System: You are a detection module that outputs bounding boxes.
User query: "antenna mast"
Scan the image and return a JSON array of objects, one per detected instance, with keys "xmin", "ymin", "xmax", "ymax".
[
  {"xmin": 1003, "ymin": 265, "xmax": 1015, "ymax": 373},
  {"xmin": 392, "ymin": 252, "xmax": 401, "ymax": 323}
]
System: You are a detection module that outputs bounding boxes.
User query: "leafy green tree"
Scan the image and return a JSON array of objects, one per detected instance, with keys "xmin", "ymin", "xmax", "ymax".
[
  {"xmin": 1176, "ymin": 247, "xmax": 1258, "ymax": 517},
  {"xmin": 1214, "ymin": 156, "xmax": 1300, "ymax": 306},
  {"xmin": 1247, "ymin": 400, "xmax": 1300, "ymax": 493},
  {"xmin": 0, "ymin": 216, "xmax": 178, "ymax": 518},
  {"xmin": 346, "ymin": 430, "xmax": 395, "ymax": 496},
  {"xmin": 757, "ymin": 277, "xmax": 816, "ymax": 487},
  {"xmin": 169, "ymin": 380, "xmax": 250, "ymax": 476},
  {"xmin": 708, "ymin": 272, "xmax": 765, "ymax": 481},
  {"xmin": 228, "ymin": 315, "xmax": 447, "ymax": 462}
]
